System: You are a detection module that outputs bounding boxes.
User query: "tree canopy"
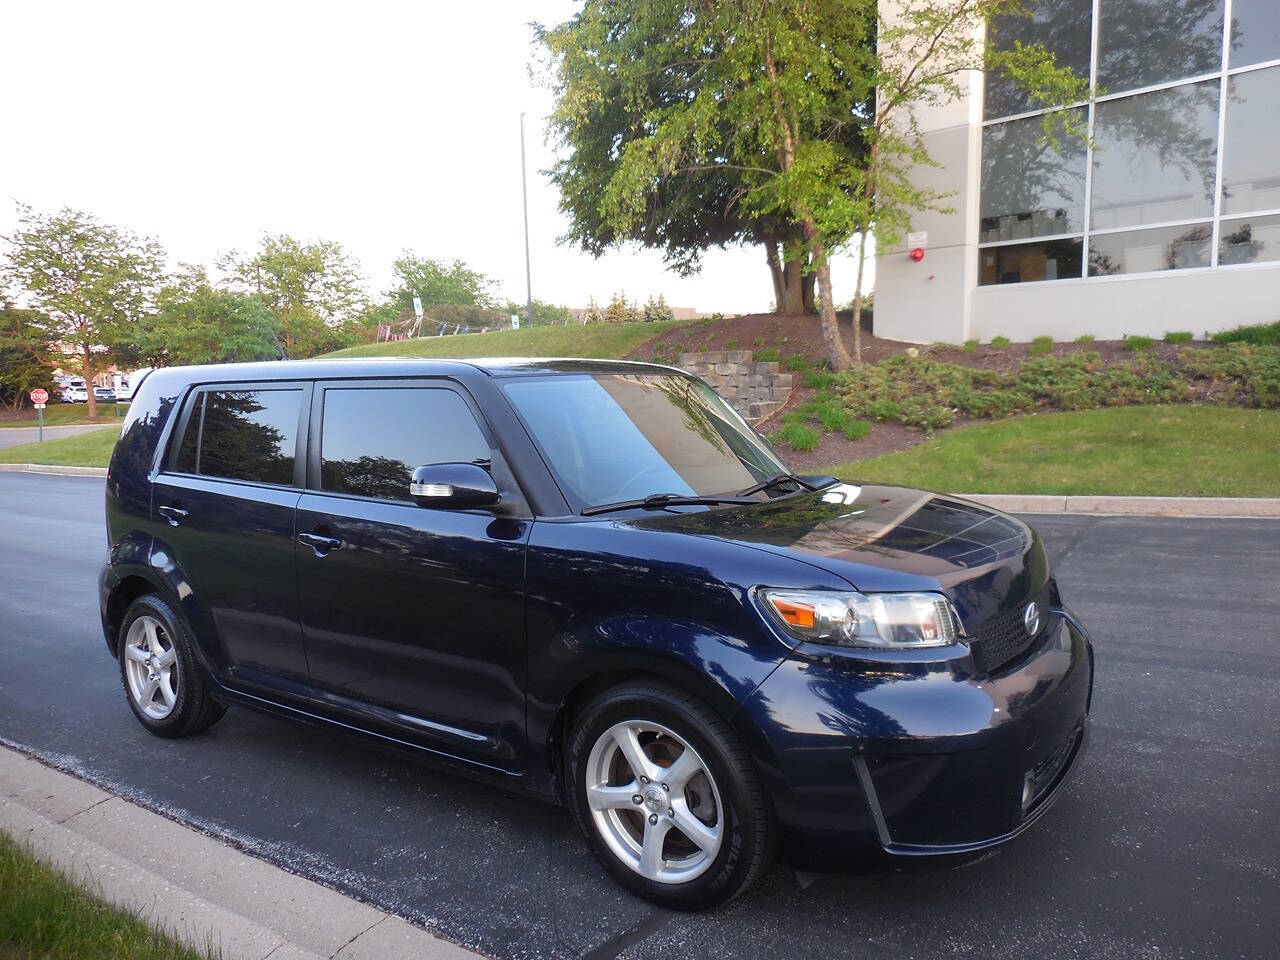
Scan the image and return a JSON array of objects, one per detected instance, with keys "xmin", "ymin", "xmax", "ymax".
[
  {"xmin": 4, "ymin": 205, "xmax": 164, "ymax": 415},
  {"xmin": 135, "ymin": 265, "xmax": 282, "ymax": 367},
  {"xmin": 220, "ymin": 235, "xmax": 367, "ymax": 357}
]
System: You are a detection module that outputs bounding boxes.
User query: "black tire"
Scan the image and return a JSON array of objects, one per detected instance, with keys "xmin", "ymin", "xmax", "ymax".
[
  {"xmin": 564, "ymin": 680, "xmax": 774, "ymax": 910},
  {"xmin": 117, "ymin": 593, "xmax": 226, "ymax": 738}
]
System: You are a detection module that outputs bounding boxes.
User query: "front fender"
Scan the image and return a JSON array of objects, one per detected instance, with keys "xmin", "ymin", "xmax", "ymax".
[{"xmin": 526, "ymin": 612, "xmax": 791, "ymax": 796}]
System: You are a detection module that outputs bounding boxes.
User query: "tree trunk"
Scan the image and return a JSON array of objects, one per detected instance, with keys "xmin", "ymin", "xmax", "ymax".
[
  {"xmin": 779, "ymin": 257, "xmax": 805, "ymax": 314},
  {"xmin": 849, "ymin": 224, "xmax": 872, "ymax": 365},
  {"xmin": 813, "ymin": 254, "xmax": 852, "ymax": 371},
  {"xmin": 801, "ymin": 271, "xmax": 816, "ymax": 314},
  {"xmin": 82, "ymin": 342, "xmax": 97, "ymax": 419},
  {"xmin": 765, "ymin": 243, "xmax": 807, "ymax": 315}
]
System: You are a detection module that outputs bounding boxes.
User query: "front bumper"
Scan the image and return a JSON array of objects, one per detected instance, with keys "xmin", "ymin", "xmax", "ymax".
[{"xmin": 742, "ymin": 607, "xmax": 1094, "ymax": 870}]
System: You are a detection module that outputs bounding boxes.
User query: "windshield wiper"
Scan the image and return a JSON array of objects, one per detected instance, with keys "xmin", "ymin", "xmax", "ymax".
[
  {"xmin": 736, "ymin": 472, "xmax": 818, "ymax": 497},
  {"xmin": 581, "ymin": 492, "xmax": 758, "ymax": 517}
]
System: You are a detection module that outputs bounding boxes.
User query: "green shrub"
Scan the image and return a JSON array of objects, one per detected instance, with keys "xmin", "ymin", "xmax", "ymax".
[
  {"xmin": 773, "ymin": 422, "xmax": 822, "ymax": 451},
  {"xmin": 783, "ymin": 354, "xmax": 810, "ymax": 372},
  {"xmin": 1181, "ymin": 344, "xmax": 1280, "ymax": 407},
  {"xmin": 1212, "ymin": 320, "xmax": 1280, "ymax": 345},
  {"xmin": 803, "ymin": 370, "xmax": 837, "ymax": 389},
  {"xmin": 1030, "ymin": 335, "xmax": 1054, "ymax": 355},
  {"xmin": 1164, "ymin": 331, "xmax": 1194, "ymax": 343},
  {"xmin": 1122, "ymin": 335, "xmax": 1156, "ymax": 351},
  {"xmin": 752, "ymin": 336, "xmax": 766, "ymax": 346},
  {"xmin": 725, "ymin": 338, "xmax": 739, "ymax": 348},
  {"xmin": 1075, "ymin": 334, "xmax": 1095, "ymax": 344},
  {"xmin": 754, "ymin": 347, "xmax": 781, "ymax": 362},
  {"xmin": 990, "ymin": 335, "xmax": 1011, "ymax": 348},
  {"xmin": 962, "ymin": 339, "xmax": 979, "ymax": 353}
]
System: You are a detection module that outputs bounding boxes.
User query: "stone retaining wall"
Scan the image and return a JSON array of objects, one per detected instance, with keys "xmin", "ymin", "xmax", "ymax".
[{"xmin": 677, "ymin": 350, "xmax": 793, "ymax": 423}]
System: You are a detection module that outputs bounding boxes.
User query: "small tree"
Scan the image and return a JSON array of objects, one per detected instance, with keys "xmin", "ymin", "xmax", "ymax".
[
  {"xmin": 643, "ymin": 294, "xmax": 676, "ymax": 323},
  {"xmin": 0, "ymin": 301, "xmax": 56, "ymax": 412},
  {"xmin": 603, "ymin": 292, "xmax": 640, "ymax": 324},
  {"xmin": 389, "ymin": 254, "xmax": 496, "ymax": 312},
  {"xmin": 5, "ymin": 205, "xmax": 164, "ymax": 417},
  {"xmin": 221, "ymin": 235, "xmax": 366, "ymax": 358},
  {"xmin": 136, "ymin": 265, "xmax": 282, "ymax": 366},
  {"xmin": 583, "ymin": 297, "xmax": 604, "ymax": 324}
]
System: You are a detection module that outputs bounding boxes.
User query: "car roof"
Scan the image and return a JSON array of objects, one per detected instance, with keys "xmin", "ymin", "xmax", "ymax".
[{"xmin": 141, "ymin": 356, "xmax": 684, "ymax": 386}]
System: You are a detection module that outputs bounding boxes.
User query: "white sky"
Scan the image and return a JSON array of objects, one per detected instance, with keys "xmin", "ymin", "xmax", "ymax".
[{"xmin": 0, "ymin": 1, "xmax": 868, "ymax": 314}]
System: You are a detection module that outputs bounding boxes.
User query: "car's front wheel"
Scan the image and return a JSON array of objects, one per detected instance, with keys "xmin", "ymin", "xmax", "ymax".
[{"xmin": 565, "ymin": 681, "xmax": 774, "ymax": 909}]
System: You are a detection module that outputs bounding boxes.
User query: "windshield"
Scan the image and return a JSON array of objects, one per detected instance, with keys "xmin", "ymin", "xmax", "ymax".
[{"xmin": 502, "ymin": 373, "xmax": 788, "ymax": 510}]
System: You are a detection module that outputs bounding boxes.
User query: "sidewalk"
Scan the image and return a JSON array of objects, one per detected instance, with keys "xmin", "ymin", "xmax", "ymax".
[{"xmin": 0, "ymin": 745, "xmax": 482, "ymax": 960}]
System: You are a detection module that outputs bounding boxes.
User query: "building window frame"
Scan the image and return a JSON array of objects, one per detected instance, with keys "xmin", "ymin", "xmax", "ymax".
[{"xmin": 979, "ymin": 0, "xmax": 1280, "ymax": 283}]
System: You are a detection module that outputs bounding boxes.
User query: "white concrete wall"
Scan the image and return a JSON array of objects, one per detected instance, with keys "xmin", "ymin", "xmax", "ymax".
[{"xmin": 970, "ymin": 263, "xmax": 1280, "ymax": 342}]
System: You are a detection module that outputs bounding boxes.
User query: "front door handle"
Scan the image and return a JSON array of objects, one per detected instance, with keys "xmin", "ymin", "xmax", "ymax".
[
  {"xmin": 298, "ymin": 532, "xmax": 342, "ymax": 555},
  {"xmin": 158, "ymin": 505, "xmax": 188, "ymax": 526}
]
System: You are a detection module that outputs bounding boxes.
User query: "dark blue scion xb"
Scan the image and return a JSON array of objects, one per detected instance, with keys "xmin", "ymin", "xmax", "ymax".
[{"xmin": 101, "ymin": 357, "xmax": 1094, "ymax": 909}]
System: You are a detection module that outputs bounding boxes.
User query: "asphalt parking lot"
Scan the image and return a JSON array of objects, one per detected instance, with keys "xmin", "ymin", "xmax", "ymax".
[{"xmin": 0, "ymin": 472, "xmax": 1276, "ymax": 959}]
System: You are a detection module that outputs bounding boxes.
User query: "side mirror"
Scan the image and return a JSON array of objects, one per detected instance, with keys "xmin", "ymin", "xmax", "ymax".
[{"xmin": 409, "ymin": 462, "xmax": 501, "ymax": 510}]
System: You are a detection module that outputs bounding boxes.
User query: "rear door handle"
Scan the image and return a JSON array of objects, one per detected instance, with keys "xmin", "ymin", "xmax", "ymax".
[
  {"xmin": 158, "ymin": 505, "xmax": 188, "ymax": 526},
  {"xmin": 298, "ymin": 532, "xmax": 342, "ymax": 555}
]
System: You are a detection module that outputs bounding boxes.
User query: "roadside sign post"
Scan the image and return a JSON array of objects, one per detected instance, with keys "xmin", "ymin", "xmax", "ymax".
[{"xmin": 30, "ymin": 388, "xmax": 48, "ymax": 442}]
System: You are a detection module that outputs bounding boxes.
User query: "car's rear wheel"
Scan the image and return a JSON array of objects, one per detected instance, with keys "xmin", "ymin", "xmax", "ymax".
[
  {"xmin": 118, "ymin": 594, "xmax": 225, "ymax": 738},
  {"xmin": 565, "ymin": 681, "xmax": 774, "ymax": 909}
]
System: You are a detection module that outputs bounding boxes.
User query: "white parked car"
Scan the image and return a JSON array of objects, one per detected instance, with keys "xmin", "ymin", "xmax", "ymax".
[{"xmin": 60, "ymin": 385, "xmax": 89, "ymax": 403}]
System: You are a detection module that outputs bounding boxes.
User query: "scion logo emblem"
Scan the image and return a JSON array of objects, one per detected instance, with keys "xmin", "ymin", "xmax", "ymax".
[{"xmin": 1023, "ymin": 601, "xmax": 1041, "ymax": 637}]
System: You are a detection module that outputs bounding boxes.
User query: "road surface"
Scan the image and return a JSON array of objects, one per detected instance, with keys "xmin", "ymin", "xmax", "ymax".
[{"xmin": 0, "ymin": 472, "xmax": 1275, "ymax": 959}]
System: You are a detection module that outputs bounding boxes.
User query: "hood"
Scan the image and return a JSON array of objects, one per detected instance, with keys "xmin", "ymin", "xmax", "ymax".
[{"xmin": 630, "ymin": 482, "xmax": 1051, "ymax": 628}]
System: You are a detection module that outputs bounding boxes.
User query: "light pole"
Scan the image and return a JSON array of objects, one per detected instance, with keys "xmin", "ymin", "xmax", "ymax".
[{"xmin": 520, "ymin": 112, "xmax": 534, "ymax": 325}]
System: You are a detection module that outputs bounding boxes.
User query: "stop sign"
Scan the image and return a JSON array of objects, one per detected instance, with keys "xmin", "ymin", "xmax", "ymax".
[{"xmin": 30, "ymin": 388, "xmax": 48, "ymax": 405}]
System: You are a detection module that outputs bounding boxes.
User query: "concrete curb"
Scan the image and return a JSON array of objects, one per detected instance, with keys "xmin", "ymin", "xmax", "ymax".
[
  {"xmin": 0, "ymin": 463, "xmax": 108, "ymax": 477},
  {"xmin": 0, "ymin": 746, "xmax": 482, "ymax": 960},
  {"xmin": 958, "ymin": 493, "xmax": 1280, "ymax": 518}
]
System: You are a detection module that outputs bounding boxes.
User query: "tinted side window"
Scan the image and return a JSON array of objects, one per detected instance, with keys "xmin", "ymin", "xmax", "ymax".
[
  {"xmin": 174, "ymin": 392, "xmax": 204, "ymax": 473},
  {"xmin": 320, "ymin": 388, "xmax": 489, "ymax": 501},
  {"xmin": 198, "ymin": 389, "xmax": 302, "ymax": 485}
]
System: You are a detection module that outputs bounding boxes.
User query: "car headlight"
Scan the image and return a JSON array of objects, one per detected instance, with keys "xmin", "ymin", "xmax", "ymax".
[{"xmin": 760, "ymin": 588, "xmax": 959, "ymax": 648}]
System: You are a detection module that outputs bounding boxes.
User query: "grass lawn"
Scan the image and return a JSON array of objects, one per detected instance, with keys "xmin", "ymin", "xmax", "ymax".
[
  {"xmin": 0, "ymin": 404, "xmax": 126, "ymax": 428},
  {"xmin": 0, "ymin": 831, "xmax": 212, "ymax": 960},
  {"xmin": 0, "ymin": 427, "xmax": 119, "ymax": 467},
  {"xmin": 828, "ymin": 406, "xmax": 1280, "ymax": 497},
  {"xmin": 321, "ymin": 320, "xmax": 685, "ymax": 359}
]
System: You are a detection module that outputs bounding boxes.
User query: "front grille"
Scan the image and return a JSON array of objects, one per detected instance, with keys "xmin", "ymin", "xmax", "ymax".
[{"xmin": 968, "ymin": 581, "xmax": 1053, "ymax": 674}]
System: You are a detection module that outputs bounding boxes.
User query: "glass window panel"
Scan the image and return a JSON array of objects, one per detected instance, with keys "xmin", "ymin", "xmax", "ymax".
[
  {"xmin": 984, "ymin": 0, "xmax": 1093, "ymax": 120},
  {"xmin": 1088, "ymin": 223, "xmax": 1212, "ymax": 275},
  {"xmin": 1097, "ymin": 0, "xmax": 1225, "ymax": 94},
  {"xmin": 198, "ymin": 389, "xmax": 301, "ymax": 486},
  {"xmin": 981, "ymin": 110, "xmax": 1088, "ymax": 243},
  {"xmin": 1090, "ymin": 81, "xmax": 1220, "ymax": 230},
  {"xmin": 173, "ymin": 392, "xmax": 203, "ymax": 474},
  {"xmin": 1221, "ymin": 66, "xmax": 1280, "ymax": 215},
  {"xmin": 320, "ymin": 388, "xmax": 490, "ymax": 501},
  {"xmin": 1229, "ymin": 0, "xmax": 1280, "ymax": 68},
  {"xmin": 979, "ymin": 238, "xmax": 1084, "ymax": 285},
  {"xmin": 1219, "ymin": 214, "xmax": 1280, "ymax": 265}
]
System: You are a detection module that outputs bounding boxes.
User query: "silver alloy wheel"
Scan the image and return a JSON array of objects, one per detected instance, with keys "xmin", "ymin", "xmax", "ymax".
[
  {"xmin": 585, "ymin": 720, "xmax": 724, "ymax": 884},
  {"xmin": 123, "ymin": 615, "xmax": 179, "ymax": 720}
]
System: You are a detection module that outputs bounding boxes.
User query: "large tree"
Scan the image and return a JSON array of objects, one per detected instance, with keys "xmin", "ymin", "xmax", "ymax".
[
  {"xmin": 538, "ymin": 10, "xmax": 866, "ymax": 315},
  {"xmin": 135, "ymin": 265, "xmax": 282, "ymax": 367},
  {"xmin": 220, "ymin": 235, "xmax": 366, "ymax": 357},
  {"xmin": 540, "ymin": 0, "xmax": 1082, "ymax": 369},
  {"xmin": 4, "ymin": 206, "xmax": 164, "ymax": 416}
]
